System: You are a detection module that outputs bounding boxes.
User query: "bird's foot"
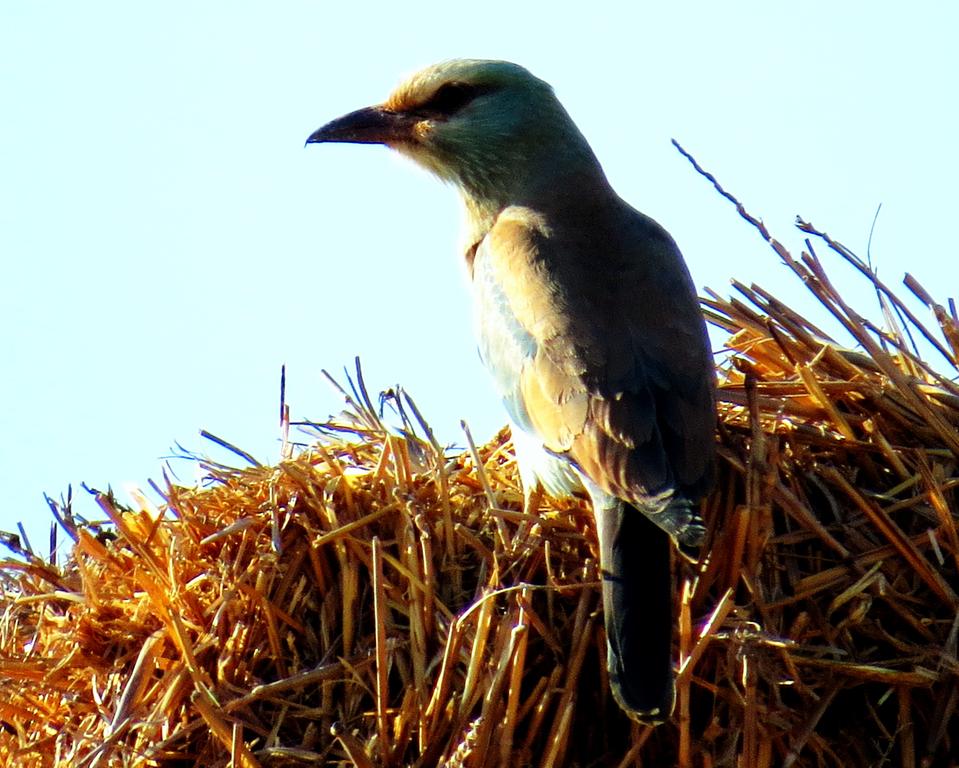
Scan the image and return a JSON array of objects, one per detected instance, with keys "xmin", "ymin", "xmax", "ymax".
[{"xmin": 644, "ymin": 500, "xmax": 706, "ymax": 548}]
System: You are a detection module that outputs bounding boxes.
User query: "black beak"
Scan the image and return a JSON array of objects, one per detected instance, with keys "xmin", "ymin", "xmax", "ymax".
[{"xmin": 305, "ymin": 105, "xmax": 415, "ymax": 147}]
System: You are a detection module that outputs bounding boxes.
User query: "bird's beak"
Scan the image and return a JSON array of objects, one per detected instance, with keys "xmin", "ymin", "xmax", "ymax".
[{"xmin": 305, "ymin": 105, "xmax": 416, "ymax": 147}]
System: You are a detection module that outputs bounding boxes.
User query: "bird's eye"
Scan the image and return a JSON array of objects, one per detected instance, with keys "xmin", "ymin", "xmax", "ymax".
[{"xmin": 418, "ymin": 82, "xmax": 492, "ymax": 117}]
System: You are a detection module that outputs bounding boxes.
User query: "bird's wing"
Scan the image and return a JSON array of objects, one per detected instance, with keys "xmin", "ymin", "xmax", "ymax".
[{"xmin": 472, "ymin": 204, "xmax": 715, "ymax": 506}]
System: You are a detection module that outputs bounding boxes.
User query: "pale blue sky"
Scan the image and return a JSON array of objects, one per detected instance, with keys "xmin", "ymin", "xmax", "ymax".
[{"xmin": 2, "ymin": 3, "xmax": 957, "ymax": 552}]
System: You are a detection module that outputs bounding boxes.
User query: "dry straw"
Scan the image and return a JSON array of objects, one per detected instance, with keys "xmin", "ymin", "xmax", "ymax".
[{"xmin": 2, "ymin": 150, "xmax": 958, "ymax": 766}]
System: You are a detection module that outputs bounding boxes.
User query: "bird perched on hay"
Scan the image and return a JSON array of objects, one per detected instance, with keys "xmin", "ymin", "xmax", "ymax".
[{"xmin": 307, "ymin": 59, "xmax": 715, "ymax": 724}]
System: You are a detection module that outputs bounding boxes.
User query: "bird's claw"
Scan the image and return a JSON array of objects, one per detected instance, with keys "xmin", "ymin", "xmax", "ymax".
[{"xmin": 652, "ymin": 504, "xmax": 706, "ymax": 548}]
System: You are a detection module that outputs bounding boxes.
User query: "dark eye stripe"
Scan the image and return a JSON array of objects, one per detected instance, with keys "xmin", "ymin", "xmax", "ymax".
[{"xmin": 417, "ymin": 82, "xmax": 496, "ymax": 118}]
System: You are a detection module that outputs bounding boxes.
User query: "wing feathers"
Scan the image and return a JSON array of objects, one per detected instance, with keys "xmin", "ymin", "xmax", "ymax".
[{"xmin": 473, "ymin": 202, "xmax": 715, "ymax": 505}]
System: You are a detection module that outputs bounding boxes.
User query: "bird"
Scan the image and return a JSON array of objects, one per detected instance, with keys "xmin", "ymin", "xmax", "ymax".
[{"xmin": 306, "ymin": 59, "xmax": 716, "ymax": 724}]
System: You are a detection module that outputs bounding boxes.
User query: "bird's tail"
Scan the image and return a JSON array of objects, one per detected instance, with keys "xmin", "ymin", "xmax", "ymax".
[{"xmin": 595, "ymin": 500, "xmax": 675, "ymax": 724}]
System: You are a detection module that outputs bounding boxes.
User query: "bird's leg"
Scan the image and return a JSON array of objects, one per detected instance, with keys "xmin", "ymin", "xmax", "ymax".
[{"xmin": 636, "ymin": 494, "xmax": 707, "ymax": 549}]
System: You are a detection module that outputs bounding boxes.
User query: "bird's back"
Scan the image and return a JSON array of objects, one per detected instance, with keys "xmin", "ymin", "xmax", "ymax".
[{"xmin": 471, "ymin": 193, "xmax": 715, "ymax": 511}]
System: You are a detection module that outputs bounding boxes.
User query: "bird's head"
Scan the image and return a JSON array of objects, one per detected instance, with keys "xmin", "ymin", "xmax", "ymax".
[{"xmin": 307, "ymin": 59, "xmax": 603, "ymax": 213}]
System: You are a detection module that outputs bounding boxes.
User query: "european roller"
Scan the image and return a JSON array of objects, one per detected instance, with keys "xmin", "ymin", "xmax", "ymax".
[{"xmin": 307, "ymin": 59, "xmax": 716, "ymax": 724}]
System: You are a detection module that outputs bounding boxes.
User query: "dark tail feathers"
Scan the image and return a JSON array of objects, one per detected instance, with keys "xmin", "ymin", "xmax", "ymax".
[{"xmin": 595, "ymin": 501, "xmax": 674, "ymax": 723}]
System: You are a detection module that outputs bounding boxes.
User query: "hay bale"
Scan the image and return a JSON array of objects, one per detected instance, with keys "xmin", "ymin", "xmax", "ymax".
[{"xmin": 2, "ymin": 174, "xmax": 958, "ymax": 766}]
